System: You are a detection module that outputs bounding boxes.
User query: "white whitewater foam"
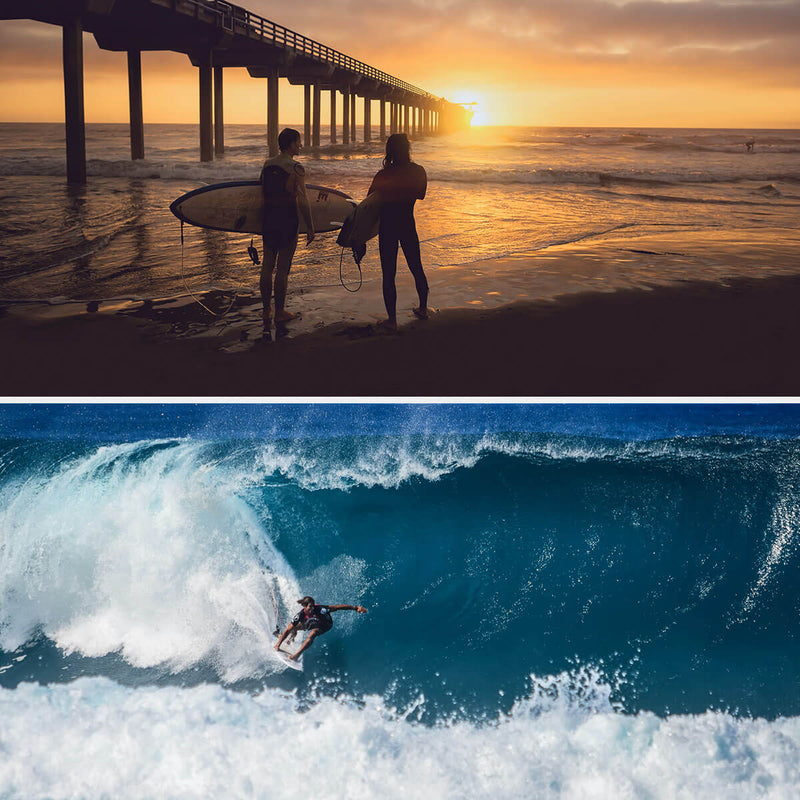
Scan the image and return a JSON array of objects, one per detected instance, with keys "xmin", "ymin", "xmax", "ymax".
[
  {"xmin": 0, "ymin": 440, "xmax": 299, "ymax": 680},
  {"xmin": 1, "ymin": 670, "xmax": 799, "ymax": 800},
  {"xmin": 252, "ymin": 436, "xmax": 485, "ymax": 491}
]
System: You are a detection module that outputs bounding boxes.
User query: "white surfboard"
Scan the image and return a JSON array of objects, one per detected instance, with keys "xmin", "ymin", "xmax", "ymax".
[
  {"xmin": 337, "ymin": 190, "xmax": 381, "ymax": 247},
  {"xmin": 170, "ymin": 181, "xmax": 356, "ymax": 234},
  {"xmin": 275, "ymin": 646, "xmax": 303, "ymax": 671}
]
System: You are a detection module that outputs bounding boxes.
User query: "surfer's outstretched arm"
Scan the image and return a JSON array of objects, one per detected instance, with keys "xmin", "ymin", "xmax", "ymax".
[{"xmin": 328, "ymin": 604, "xmax": 368, "ymax": 614}]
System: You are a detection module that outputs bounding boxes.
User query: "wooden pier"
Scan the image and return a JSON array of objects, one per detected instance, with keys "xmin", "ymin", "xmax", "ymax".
[{"xmin": 0, "ymin": 0, "xmax": 472, "ymax": 182}]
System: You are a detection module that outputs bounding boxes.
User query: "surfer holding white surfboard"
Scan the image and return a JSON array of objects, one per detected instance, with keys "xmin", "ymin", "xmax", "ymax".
[
  {"xmin": 259, "ymin": 128, "xmax": 315, "ymax": 339},
  {"xmin": 274, "ymin": 596, "xmax": 368, "ymax": 661},
  {"xmin": 368, "ymin": 133, "xmax": 429, "ymax": 332}
]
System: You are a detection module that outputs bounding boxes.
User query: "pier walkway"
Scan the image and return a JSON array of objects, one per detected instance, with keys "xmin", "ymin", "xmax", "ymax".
[{"xmin": 1, "ymin": 0, "xmax": 472, "ymax": 182}]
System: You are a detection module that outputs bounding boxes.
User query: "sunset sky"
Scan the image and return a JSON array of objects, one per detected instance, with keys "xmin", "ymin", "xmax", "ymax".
[{"xmin": 1, "ymin": 0, "xmax": 798, "ymax": 127}]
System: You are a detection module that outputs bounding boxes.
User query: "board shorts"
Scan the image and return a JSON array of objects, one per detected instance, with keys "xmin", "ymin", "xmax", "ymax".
[{"xmin": 304, "ymin": 615, "xmax": 333, "ymax": 634}]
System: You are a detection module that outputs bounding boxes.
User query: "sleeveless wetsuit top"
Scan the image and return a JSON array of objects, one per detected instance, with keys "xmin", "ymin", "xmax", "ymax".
[
  {"xmin": 292, "ymin": 604, "xmax": 333, "ymax": 632},
  {"xmin": 260, "ymin": 162, "xmax": 299, "ymax": 251}
]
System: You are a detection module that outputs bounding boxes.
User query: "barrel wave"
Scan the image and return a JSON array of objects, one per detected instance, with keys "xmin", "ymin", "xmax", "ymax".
[{"xmin": 2, "ymin": 408, "xmax": 800, "ymax": 798}]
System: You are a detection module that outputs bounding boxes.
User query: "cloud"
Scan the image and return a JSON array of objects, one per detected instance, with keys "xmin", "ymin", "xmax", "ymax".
[
  {"xmin": 1, "ymin": 1, "xmax": 798, "ymax": 122},
  {"xmin": 482, "ymin": 0, "xmax": 800, "ymax": 49},
  {"xmin": 230, "ymin": 0, "xmax": 800, "ymax": 100},
  {"xmin": 254, "ymin": 0, "xmax": 800, "ymax": 49},
  {"xmin": 280, "ymin": 0, "xmax": 800, "ymax": 89}
]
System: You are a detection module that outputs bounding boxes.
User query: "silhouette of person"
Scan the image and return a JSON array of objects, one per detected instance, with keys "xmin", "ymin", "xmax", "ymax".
[
  {"xmin": 259, "ymin": 128, "xmax": 315, "ymax": 339},
  {"xmin": 368, "ymin": 133, "xmax": 429, "ymax": 331}
]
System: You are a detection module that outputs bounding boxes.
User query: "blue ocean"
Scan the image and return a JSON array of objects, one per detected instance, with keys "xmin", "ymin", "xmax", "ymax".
[{"xmin": 2, "ymin": 404, "xmax": 800, "ymax": 798}]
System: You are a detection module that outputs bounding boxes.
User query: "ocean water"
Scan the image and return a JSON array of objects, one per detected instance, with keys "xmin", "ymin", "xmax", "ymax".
[
  {"xmin": 2, "ymin": 403, "xmax": 800, "ymax": 798},
  {"xmin": 0, "ymin": 123, "xmax": 798, "ymax": 309}
]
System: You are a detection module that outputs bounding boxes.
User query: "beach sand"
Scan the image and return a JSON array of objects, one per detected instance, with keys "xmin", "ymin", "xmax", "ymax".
[
  {"xmin": 2, "ymin": 261, "xmax": 800, "ymax": 397},
  {"xmin": 2, "ymin": 228, "xmax": 799, "ymax": 397}
]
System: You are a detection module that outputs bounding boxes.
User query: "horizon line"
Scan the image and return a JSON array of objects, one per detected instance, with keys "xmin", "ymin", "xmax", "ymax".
[{"xmin": 1, "ymin": 121, "xmax": 798, "ymax": 131}]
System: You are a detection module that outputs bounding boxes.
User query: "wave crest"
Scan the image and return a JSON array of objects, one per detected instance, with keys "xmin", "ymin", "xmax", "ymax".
[{"xmin": 0, "ymin": 440, "xmax": 298, "ymax": 681}]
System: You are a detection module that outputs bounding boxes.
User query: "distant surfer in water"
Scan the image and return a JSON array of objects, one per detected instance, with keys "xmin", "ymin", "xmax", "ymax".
[
  {"xmin": 274, "ymin": 596, "xmax": 368, "ymax": 660},
  {"xmin": 259, "ymin": 127, "xmax": 315, "ymax": 339},
  {"xmin": 368, "ymin": 133, "xmax": 429, "ymax": 331}
]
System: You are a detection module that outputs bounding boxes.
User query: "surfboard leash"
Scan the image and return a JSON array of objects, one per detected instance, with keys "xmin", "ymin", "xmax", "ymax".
[
  {"xmin": 179, "ymin": 220, "xmax": 241, "ymax": 318},
  {"xmin": 270, "ymin": 584, "xmax": 282, "ymax": 638},
  {"xmin": 339, "ymin": 246, "xmax": 363, "ymax": 293}
]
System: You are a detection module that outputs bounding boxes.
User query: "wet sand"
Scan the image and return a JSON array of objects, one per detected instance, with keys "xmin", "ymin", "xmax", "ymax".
[{"xmin": 2, "ymin": 269, "xmax": 800, "ymax": 397}]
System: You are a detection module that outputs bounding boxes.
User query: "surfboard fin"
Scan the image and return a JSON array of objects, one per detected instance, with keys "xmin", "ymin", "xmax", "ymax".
[{"xmin": 247, "ymin": 238, "xmax": 260, "ymax": 266}]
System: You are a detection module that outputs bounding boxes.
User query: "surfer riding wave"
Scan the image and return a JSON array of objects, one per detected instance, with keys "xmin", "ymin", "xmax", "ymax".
[{"xmin": 274, "ymin": 596, "xmax": 368, "ymax": 661}]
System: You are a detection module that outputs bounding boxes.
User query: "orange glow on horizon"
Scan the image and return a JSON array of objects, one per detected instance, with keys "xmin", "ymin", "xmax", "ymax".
[{"xmin": 1, "ymin": 17, "xmax": 799, "ymax": 129}]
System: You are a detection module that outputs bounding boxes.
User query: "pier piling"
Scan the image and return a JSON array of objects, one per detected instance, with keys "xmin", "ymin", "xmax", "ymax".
[
  {"xmin": 62, "ymin": 17, "xmax": 86, "ymax": 184},
  {"xmin": 267, "ymin": 67, "xmax": 278, "ymax": 157},
  {"xmin": 312, "ymin": 84, "xmax": 321, "ymax": 148},
  {"xmin": 198, "ymin": 57, "xmax": 213, "ymax": 162},
  {"xmin": 330, "ymin": 89, "xmax": 337, "ymax": 144},
  {"xmin": 342, "ymin": 86, "xmax": 350, "ymax": 145},
  {"xmin": 214, "ymin": 66, "xmax": 224, "ymax": 156},
  {"xmin": 127, "ymin": 50, "xmax": 144, "ymax": 160},
  {"xmin": 303, "ymin": 85, "xmax": 311, "ymax": 148}
]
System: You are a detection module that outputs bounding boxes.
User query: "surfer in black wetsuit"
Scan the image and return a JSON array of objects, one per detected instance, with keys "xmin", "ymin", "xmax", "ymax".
[
  {"xmin": 259, "ymin": 128, "xmax": 315, "ymax": 339},
  {"xmin": 274, "ymin": 595, "xmax": 368, "ymax": 660},
  {"xmin": 368, "ymin": 133, "xmax": 429, "ymax": 331}
]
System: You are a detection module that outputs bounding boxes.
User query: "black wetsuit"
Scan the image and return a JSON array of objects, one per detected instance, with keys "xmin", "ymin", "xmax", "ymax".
[
  {"xmin": 260, "ymin": 162, "xmax": 299, "ymax": 252},
  {"xmin": 368, "ymin": 161, "xmax": 428, "ymax": 317},
  {"xmin": 292, "ymin": 604, "xmax": 333, "ymax": 634}
]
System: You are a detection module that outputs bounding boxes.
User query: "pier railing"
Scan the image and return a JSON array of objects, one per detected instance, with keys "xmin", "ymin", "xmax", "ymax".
[{"xmin": 158, "ymin": 0, "xmax": 438, "ymax": 102}]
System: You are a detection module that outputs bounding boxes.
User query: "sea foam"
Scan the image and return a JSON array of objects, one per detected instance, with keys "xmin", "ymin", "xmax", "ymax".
[
  {"xmin": 1, "ymin": 672, "xmax": 799, "ymax": 800},
  {"xmin": 0, "ymin": 440, "xmax": 300, "ymax": 681}
]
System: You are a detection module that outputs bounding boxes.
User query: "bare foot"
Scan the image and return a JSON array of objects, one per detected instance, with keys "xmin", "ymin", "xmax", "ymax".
[
  {"xmin": 288, "ymin": 653, "xmax": 299, "ymax": 661},
  {"xmin": 275, "ymin": 310, "xmax": 300, "ymax": 323},
  {"xmin": 412, "ymin": 307, "xmax": 429, "ymax": 320},
  {"xmin": 378, "ymin": 318, "xmax": 398, "ymax": 333}
]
